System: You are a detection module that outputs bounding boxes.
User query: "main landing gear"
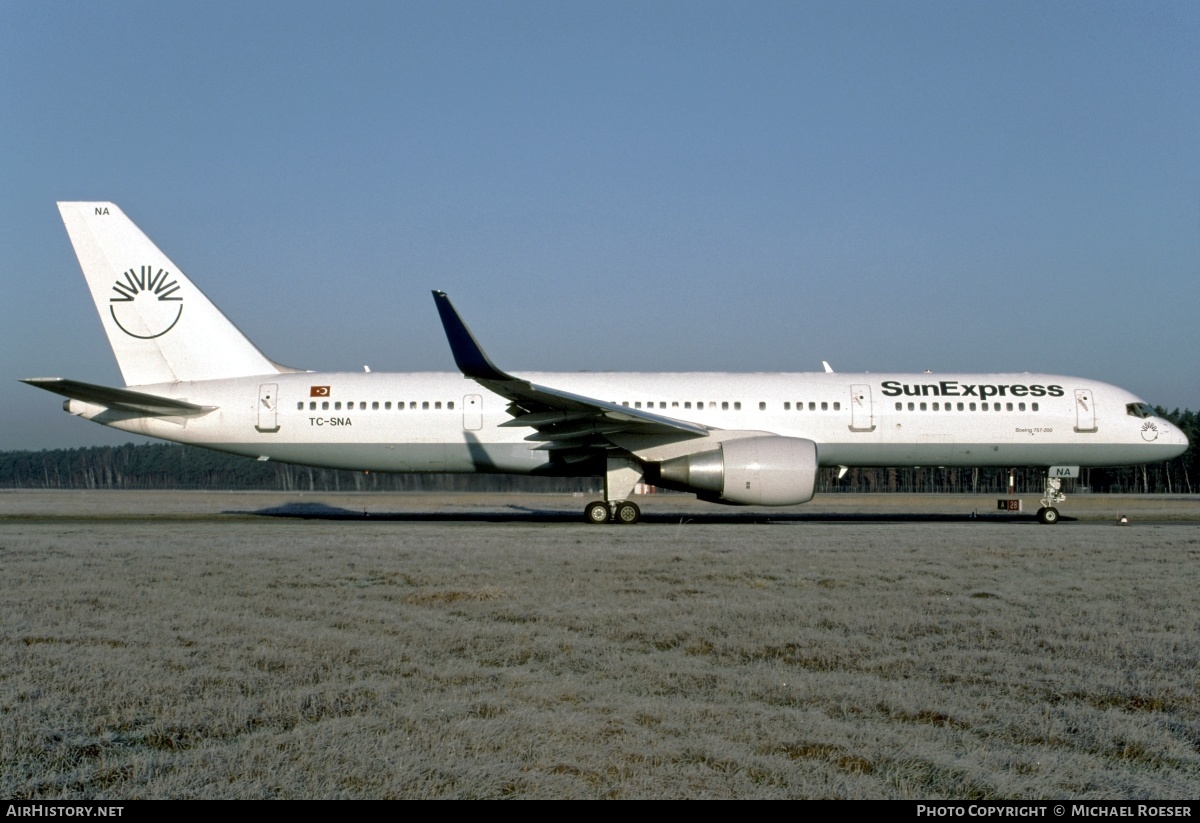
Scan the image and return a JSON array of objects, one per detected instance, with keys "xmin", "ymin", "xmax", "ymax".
[
  {"xmin": 1036, "ymin": 476, "xmax": 1065, "ymax": 525},
  {"xmin": 584, "ymin": 499, "xmax": 642, "ymax": 525},
  {"xmin": 584, "ymin": 456, "xmax": 643, "ymax": 524}
]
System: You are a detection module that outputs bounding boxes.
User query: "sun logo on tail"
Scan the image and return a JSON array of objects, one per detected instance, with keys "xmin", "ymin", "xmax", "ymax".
[{"xmin": 109, "ymin": 265, "xmax": 184, "ymax": 339}]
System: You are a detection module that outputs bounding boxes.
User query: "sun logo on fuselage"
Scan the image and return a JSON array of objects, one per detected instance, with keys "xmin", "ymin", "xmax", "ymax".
[
  {"xmin": 1141, "ymin": 421, "xmax": 1160, "ymax": 442},
  {"xmin": 109, "ymin": 265, "xmax": 183, "ymax": 339}
]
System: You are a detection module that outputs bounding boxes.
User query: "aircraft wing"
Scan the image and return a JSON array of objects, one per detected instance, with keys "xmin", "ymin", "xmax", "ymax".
[
  {"xmin": 21, "ymin": 378, "xmax": 215, "ymax": 416},
  {"xmin": 432, "ymin": 291, "xmax": 709, "ymax": 454}
]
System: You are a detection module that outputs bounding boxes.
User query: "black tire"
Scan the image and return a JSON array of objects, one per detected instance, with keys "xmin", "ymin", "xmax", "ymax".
[
  {"xmin": 585, "ymin": 501, "xmax": 610, "ymax": 524},
  {"xmin": 1038, "ymin": 506, "xmax": 1060, "ymax": 525},
  {"xmin": 615, "ymin": 501, "xmax": 641, "ymax": 525}
]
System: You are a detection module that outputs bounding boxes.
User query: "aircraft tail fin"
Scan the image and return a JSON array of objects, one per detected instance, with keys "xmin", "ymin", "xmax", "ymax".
[{"xmin": 57, "ymin": 202, "xmax": 294, "ymax": 386}]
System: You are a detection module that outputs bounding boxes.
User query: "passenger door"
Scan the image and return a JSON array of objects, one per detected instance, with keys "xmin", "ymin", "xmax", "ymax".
[
  {"xmin": 256, "ymin": 383, "xmax": 280, "ymax": 432},
  {"xmin": 850, "ymin": 384, "xmax": 875, "ymax": 431},
  {"xmin": 1074, "ymin": 388, "xmax": 1097, "ymax": 432}
]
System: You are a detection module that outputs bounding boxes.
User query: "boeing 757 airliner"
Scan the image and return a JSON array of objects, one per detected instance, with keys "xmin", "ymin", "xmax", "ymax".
[{"xmin": 24, "ymin": 203, "xmax": 1188, "ymax": 524}]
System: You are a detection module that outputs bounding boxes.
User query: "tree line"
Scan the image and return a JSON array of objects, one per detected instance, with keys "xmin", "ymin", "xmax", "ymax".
[{"xmin": 3, "ymin": 407, "xmax": 1196, "ymax": 494}]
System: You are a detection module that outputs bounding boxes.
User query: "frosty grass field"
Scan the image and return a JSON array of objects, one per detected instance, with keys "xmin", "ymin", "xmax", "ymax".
[{"xmin": 2, "ymin": 491, "xmax": 1198, "ymax": 799}]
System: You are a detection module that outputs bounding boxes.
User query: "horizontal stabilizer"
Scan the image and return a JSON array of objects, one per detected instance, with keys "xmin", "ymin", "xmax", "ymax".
[{"xmin": 21, "ymin": 378, "xmax": 214, "ymax": 416}]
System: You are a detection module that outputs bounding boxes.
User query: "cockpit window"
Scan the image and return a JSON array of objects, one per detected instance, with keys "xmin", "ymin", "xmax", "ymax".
[{"xmin": 1126, "ymin": 402, "xmax": 1155, "ymax": 419}]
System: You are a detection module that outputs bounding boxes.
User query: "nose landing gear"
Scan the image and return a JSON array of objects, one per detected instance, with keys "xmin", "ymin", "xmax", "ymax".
[{"xmin": 1036, "ymin": 476, "xmax": 1065, "ymax": 525}]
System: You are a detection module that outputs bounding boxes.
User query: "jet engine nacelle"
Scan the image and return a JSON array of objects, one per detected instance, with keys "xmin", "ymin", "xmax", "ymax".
[{"xmin": 656, "ymin": 435, "xmax": 818, "ymax": 506}]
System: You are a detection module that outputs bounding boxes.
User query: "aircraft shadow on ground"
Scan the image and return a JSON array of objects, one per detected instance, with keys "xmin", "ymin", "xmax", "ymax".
[{"xmin": 232, "ymin": 501, "xmax": 1060, "ymax": 525}]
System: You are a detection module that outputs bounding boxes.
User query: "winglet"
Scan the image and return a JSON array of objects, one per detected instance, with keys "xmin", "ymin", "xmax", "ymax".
[{"xmin": 431, "ymin": 291, "xmax": 513, "ymax": 382}]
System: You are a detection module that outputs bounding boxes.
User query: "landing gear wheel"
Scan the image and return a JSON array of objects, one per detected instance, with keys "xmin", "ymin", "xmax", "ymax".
[
  {"xmin": 615, "ymin": 501, "xmax": 641, "ymax": 525},
  {"xmin": 1039, "ymin": 476, "xmax": 1067, "ymax": 524},
  {"xmin": 585, "ymin": 501, "xmax": 610, "ymax": 524},
  {"xmin": 1037, "ymin": 506, "xmax": 1060, "ymax": 525}
]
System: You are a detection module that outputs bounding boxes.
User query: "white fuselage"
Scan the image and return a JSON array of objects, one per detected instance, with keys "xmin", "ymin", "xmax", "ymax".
[
  {"xmin": 40, "ymin": 202, "xmax": 1191, "ymax": 522},
  {"xmin": 68, "ymin": 370, "xmax": 1188, "ymax": 475}
]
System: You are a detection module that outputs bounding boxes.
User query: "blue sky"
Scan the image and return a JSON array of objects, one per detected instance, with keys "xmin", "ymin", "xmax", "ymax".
[{"xmin": 3, "ymin": 0, "xmax": 1198, "ymax": 450}]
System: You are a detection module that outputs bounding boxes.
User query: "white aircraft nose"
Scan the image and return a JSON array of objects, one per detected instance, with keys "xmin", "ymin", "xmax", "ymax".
[{"xmin": 1159, "ymin": 419, "xmax": 1190, "ymax": 454}]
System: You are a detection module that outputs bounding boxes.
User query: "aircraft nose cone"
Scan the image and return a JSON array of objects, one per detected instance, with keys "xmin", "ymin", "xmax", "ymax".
[{"xmin": 1162, "ymin": 420, "xmax": 1190, "ymax": 454}]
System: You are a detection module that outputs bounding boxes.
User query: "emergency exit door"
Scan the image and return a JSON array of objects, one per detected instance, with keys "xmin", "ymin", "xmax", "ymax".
[{"xmin": 463, "ymin": 394, "xmax": 482, "ymax": 431}]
